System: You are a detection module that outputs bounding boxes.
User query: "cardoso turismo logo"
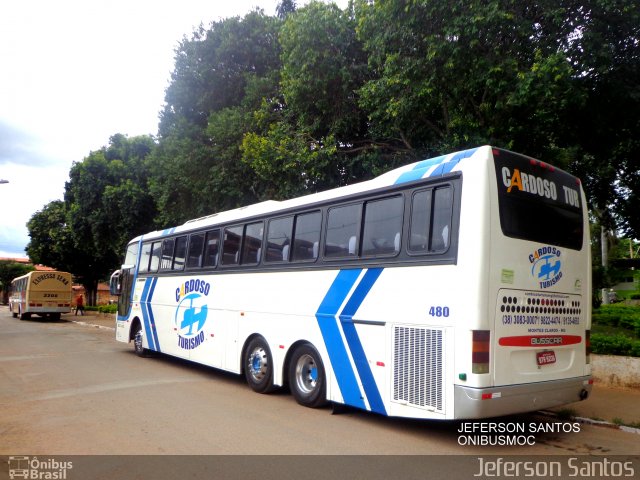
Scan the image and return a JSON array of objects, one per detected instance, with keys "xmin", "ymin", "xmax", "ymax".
[
  {"xmin": 529, "ymin": 246, "xmax": 563, "ymax": 289},
  {"xmin": 175, "ymin": 279, "xmax": 211, "ymax": 350}
]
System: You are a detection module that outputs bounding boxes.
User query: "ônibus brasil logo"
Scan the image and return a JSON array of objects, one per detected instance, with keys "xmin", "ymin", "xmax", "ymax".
[
  {"xmin": 529, "ymin": 246, "xmax": 563, "ymax": 289},
  {"xmin": 174, "ymin": 279, "xmax": 211, "ymax": 350}
]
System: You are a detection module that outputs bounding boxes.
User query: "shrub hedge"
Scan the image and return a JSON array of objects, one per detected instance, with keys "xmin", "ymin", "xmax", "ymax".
[{"xmin": 591, "ymin": 305, "xmax": 640, "ymax": 357}]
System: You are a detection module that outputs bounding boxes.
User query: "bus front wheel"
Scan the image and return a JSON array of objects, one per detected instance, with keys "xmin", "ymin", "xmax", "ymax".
[
  {"xmin": 132, "ymin": 323, "xmax": 148, "ymax": 357},
  {"xmin": 289, "ymin": 343, "xmax": 327, "ymax": 408},
  {"xmin": 244, "ymin": 336, "xmax": 275, "ymax": 394}
]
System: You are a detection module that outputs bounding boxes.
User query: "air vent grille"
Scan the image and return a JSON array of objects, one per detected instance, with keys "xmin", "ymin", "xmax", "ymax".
[{"xmin": 393, "ymin": 326, "xmax": 443, "ymax": 411}]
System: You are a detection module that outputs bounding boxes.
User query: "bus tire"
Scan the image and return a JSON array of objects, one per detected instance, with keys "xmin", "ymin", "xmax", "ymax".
[
  {"xmin": 244, "ymin": 336, "xmax": 275, "ymax": 394},
  {"xmin": 19, "ymin": 308, "xmax": 30, "ymax": 320},
  {"xmin": 289, "ymin": 343, "xmax": 327, "ymax": 408},
  {"xmin": 132, "ymin": 322, "xmax": 148, "ymax": 357}
]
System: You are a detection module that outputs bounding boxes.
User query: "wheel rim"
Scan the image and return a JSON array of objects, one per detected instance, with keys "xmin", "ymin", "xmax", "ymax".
[
  {"xmin": 247, "ymin": 347, "xmax": 268, "ymax": 382},
  {"xmin": 294, "ymin": 353, "xmax": 318, "ymax": 394},
  {"xmin": 134, "ymin": 328, "xmax": 144, "ymax": 352}
]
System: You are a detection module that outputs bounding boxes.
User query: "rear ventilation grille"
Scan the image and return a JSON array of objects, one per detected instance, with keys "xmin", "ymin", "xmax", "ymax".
[{"xmin": 393, "ymin": 326, "xmax": 444, "ymax": 411}]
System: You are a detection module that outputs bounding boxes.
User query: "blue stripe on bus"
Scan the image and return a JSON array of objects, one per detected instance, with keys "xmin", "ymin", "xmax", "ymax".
[
  {"xmin": 140, "ymin": 278, "xmax": 156, "ymax": 351},
  {"xmin": 339, "ymin": 268, "xmax": 387, "ymax": 415},
  {"xmin": 147, "ymin": 277, "xmax": 161, "ymax": 352},
  {"xmin": 394, "ymin": 147, "xmax": 479, "ymax": 184},
  {"xmin": 315, "ymin": 269, "xmax": 367, "ymax": 410}
]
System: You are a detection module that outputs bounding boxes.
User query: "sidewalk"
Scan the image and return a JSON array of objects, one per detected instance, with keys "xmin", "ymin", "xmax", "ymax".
[
  {"xmin": 550, "ymin": 384, "xmax": 640, "ymax": 428},
  {"xmin": 65, "ymin": 312, "xmax": 640, "ymax": 430}
]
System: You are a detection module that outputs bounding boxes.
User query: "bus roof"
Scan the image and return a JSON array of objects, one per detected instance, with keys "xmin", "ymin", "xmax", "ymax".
[{"xmin": 133, "ymin": 145, "xmax": 492, "ymax": 242}]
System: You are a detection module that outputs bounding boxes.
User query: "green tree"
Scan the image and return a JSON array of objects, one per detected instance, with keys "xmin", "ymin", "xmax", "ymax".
[
  {"xmin": 26, "ymin": 200, "xmax": 73, "ymax": 270},
  {"xmin": 355, "ymin": 0, "xmax": 639, "ymax": 235},
  {"xmin": 27, "ymin": 135, "xmax": 156, "ymax": 304},
  {"xmin": 356, "ymin": 0, "xmax": 585, "ymax": 161},
  {"xmin": 242, "ymin": 1, "xmax": 386, "ymax": 200},
  {"xmin": 0, "ymin": 261, "xmax": 33, "ymax": 304},
  {"xmin": 152, "ymin": 10, "xmax": 282, "ymax": 226}
]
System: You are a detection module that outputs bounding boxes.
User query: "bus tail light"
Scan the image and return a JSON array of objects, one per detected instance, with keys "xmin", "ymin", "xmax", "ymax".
[
  {"xmin": 585, "ymin": 330, "xmax": 591, "ymax": 364},
  {"xmin": 472, "ymin": 330, "xmax": 490, "ymax": 374}
]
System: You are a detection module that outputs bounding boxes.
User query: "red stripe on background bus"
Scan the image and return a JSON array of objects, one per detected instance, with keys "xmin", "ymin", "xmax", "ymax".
[{"xmin": 498, "ymin": 335, "xmax": 582, "ymax": 347}]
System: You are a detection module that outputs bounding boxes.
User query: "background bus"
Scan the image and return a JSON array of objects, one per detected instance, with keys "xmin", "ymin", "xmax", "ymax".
[
  {"xmin": 110, "ymin": 146, "xmax": 592, "ymax": 419},
  {"xmin": 9, "ymin": 271, "xmax": 73, "ymax": 320}
]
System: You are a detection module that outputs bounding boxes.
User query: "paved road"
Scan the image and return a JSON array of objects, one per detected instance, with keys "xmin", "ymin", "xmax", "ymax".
[{"xmin": 1, "ymin": 309, "xmax": 639, "ymax": 478}]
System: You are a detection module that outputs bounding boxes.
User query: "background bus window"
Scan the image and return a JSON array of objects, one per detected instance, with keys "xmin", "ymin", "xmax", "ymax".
[
  {"xmin": 242, "ymin": 222, "xmax": 263, "ymax": 264},
  {"xmin": 362, "ymin": 196, "xmax": 403, "ymax": 256},
  {"xmin": 160, "ymin": 238, "xmax": 175, "ymax": 270},
  {"xmin": 203, "ymin": 230, "xmax": 220, "ymax": 268},
  {"xmin": 138, "ymin": 243, "xmax": 152, "ymax": 273},
  {"xmin": 266, "ymin": 217, "xmax": 293, "ymax": 262},
  {"xmin": 325, "ymin": 204, "xmax": 362, "ymax": 258},
  {"xmin": 292, "ymin": 211, "xmax": 321, "ymax": 261},
  {"xmin": 187, "ymin": 232, "xmax": 205, "ymax": 268},
  {"xmin": 172, "ymin": 236, "xmax": 187, "ymax": 270},
  {"xmin": 222, "ymin": 226, "xmax": 243, "ymax": 265}
]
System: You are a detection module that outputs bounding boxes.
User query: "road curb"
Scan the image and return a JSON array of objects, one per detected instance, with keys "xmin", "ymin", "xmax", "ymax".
[{"xmin": 70, "ymin": 319, "xmax": 115, "ymax": 331}]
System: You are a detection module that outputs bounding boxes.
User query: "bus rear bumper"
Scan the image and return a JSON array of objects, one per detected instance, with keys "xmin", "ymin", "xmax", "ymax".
[{"xmin": 454, "ymin": 376, "xmax": 592, "ymax": 419}]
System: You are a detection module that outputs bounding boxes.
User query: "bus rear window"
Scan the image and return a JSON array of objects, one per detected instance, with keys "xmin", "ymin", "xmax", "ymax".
[{"xmin": 494, "ymin": 150, "xmax": 583, "ymax": 250}]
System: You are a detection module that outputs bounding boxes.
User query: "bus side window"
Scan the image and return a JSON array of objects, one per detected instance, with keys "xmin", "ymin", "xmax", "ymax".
[
  {"xmin": 149, "ymin": 242, "xmax": 162, "ymax": 272},
  {"xmin": 203, "ymin": 230, "xmax": 220, "ymax": 268},
  {"xmin": 362, "ymin": 195, "xmax": 403, "ymax": 256},
  {"xmin": 266, "ymin": 217, "xmax": 293, "ymax": 262},
  {"xmin": 172, "ymin": 236, "xmax": 187, "ymax": 270},
  {"xmin": 187, "ymin": 232, "xmax": 205, "ymax": 268},
  {"xmin": 292, "ymin": 211, "xmax": 321, "ymax": 261},
  {"xmin": 222, "ymin": 226, "xmax": 243, "ymax": 266},
  {"xmin": 325, "ymin": 204, "xmax": 362, "ymax": 258},
  {"xmin": 139, "ymin": 242, "xmax": 153, "ymax": 273},
  {"xmin": 160, "ymin": 238, "xmax": 175, "ymax": 270},
  {"xmin": 409, "ymin": 190, "xmax": 432, "ymax": 253},
  {"xmin": 409, "ymin": 186, "xmax": 453, "ymax": 254},
  {"xmin": 242, "ymin": 222, "xmax": 263, "ymax": 265},
  {"xmin": 431, "ymin": 186, "xmax": 453, "ymax": 252}
]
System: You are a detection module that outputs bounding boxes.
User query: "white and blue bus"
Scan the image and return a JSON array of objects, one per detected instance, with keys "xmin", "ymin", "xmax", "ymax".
[{"xmin": 110, "ymin": 146, "xmax": 592, "ymax": 419}]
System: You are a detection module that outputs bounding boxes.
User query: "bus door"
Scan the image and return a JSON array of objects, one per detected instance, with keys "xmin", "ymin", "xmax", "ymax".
[{"xmin": 111, "ymin": 266, "xmax": 134, "ymax": 318}]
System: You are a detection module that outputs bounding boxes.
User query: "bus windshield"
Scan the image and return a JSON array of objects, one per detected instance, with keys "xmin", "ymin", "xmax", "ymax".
[{"xmin": 494, "ymin": 149, "xmax": 584, "ymax": 250}]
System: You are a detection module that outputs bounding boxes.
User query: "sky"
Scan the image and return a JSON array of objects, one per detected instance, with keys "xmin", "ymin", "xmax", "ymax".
[{"xmin": 0, "ymin": 0, "xmax": 347, "ymax": 258}]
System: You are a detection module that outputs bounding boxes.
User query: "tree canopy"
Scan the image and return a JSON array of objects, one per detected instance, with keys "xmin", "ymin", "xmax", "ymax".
[
  {"xmin": 27, "ymin": 134, "xmax": 157, "ymax": 303},
  {"xmin": 27, "ymin": 0, "xmax": 639, "ymax": 298}
]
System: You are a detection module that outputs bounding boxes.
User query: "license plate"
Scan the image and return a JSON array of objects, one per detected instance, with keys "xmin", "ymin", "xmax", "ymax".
[{"xmin": 537, "ymin": 350, "xmax": 556, "ymax": 366}]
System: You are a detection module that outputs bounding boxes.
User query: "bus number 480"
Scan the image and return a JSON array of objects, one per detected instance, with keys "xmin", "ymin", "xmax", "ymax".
[{"xmin": 429, "ymin": 306, "xmax": 450, "ymax": 318}]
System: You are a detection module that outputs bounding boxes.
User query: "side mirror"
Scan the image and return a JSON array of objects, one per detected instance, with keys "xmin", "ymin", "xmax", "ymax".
[{"xmin": 109, "ymin": 270, "xmax": 122, "ymax": 296}]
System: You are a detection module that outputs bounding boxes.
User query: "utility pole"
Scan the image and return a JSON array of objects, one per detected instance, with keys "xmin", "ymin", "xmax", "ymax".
[{"xmin": 601, "ymin": 226, "xmax": 610, "ymax": 305}]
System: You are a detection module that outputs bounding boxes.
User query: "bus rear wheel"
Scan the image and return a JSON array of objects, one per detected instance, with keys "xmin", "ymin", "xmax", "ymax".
[
  {"xmin": 289, "ymin": 343, "xmax": 327, "ymax": 408},
  {"xmin": 244, "ymin": 336, "xmax": 275, "ymax": 394}
]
